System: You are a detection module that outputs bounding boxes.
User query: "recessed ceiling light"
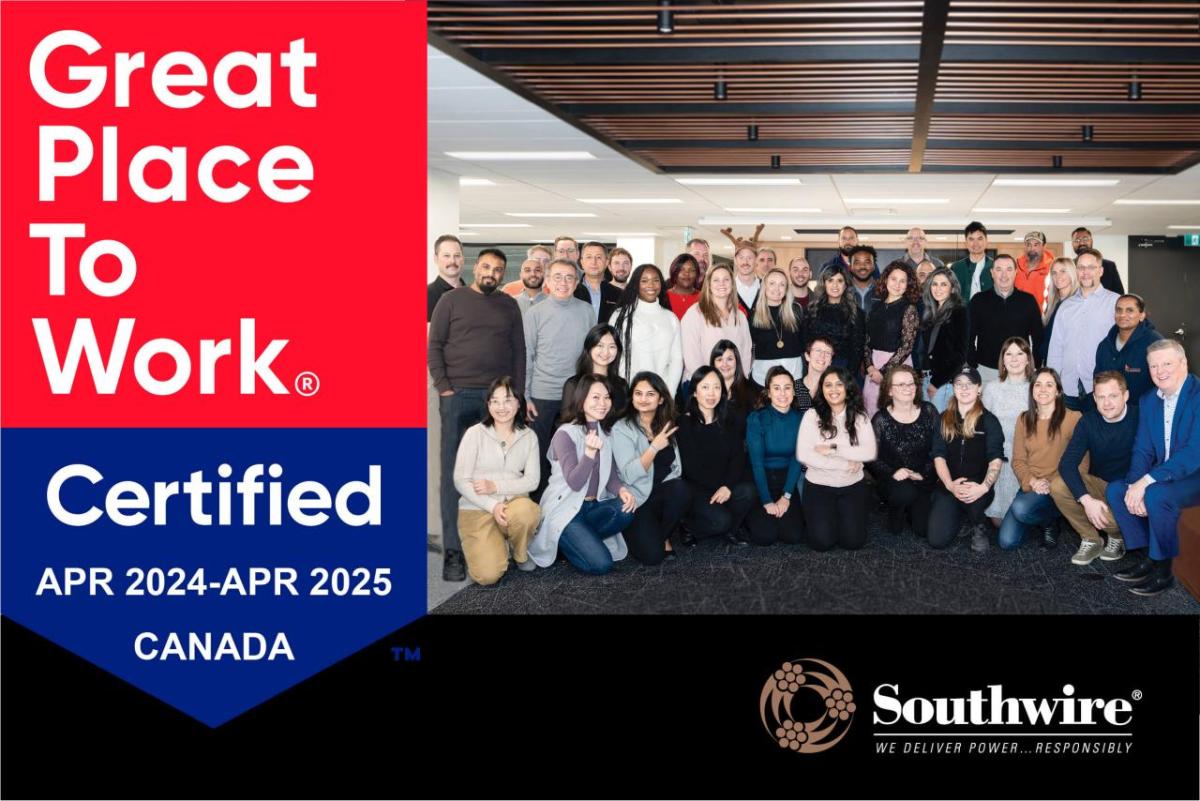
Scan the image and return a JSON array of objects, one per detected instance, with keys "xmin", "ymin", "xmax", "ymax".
[
  {"xmin": 460, "ymin": 223, "xmax": 531, "ymax": 228},
  {"xmin": 458, "ymin": 231, "xmax": 479, "ymax": 236},
  {"xmin": 445, "ymin": 151, "xmax": 597, "ymax": 161},
  {"xmin": 1167, "ymin": 225, "xmax": 1200, "ymax": 230},
  {"xmin": 780, "ymin": 236, "xmax": 793, "ymax": 240},
  {"xmin": 974, "ymin": 207, "xmax": 1071, "ymax": 214},
  {"xmin": 458, "ymin": 177, "xmax": 497, "ymax": 187},
  {"xmin": 675, "ymin": 177, "xmax": 803, "ymax": 186},
  {"xmin": 576, "ymin": 198, "xmax": 682, "ymax": 204},
  {"xmin": 843, "ymin": 198, "xmax": 950, "ymax": 205},
  {"xmin": 993, "ymin": 178, "xmax": 1119, "ymax": 187},
  {"xmin": 725, "ymin": 207, "xmax": 821, "ymax": 213},
  {"xmin": 1114, "ymin": 199, "xmax": 1200, "ymax": 206},
  {"xmin": 581, "ymin": 232, "xmax": 658, "ymax": 237},
  {"xmin": 505, "ymin": 212, "xmax": 598, "ymax": 218}
]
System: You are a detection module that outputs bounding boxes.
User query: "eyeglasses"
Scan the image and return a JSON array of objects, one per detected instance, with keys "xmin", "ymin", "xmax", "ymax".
[
  {"xmin": 809, "ymin": 348, "xmax": 834, "ymax": 357},
  {"xmin": 953, "ymin": 381, "xmax": 976, "ymax": 390},
  {"xmin": 548, "ymin": 274, "xmax": 577, "ymax": 284},
  {"xmin": 488, "ymin": 397, "xmax": 519, "ymax": 408},
  {"xmin": 891, "ymin": 382, "xmax": 916, "ymax": 389}
]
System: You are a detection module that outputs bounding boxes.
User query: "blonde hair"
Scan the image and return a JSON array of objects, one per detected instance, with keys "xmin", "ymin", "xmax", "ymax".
[
  {"xmin": 698, "ymin": 264, "xmax": 740, "ymax": 327},
  {"xmin": 941, "ymin": 396, "xmax": 985, "ymax": 442},
  {"xmin": 1043, "ymin": 257, "xmax": 1078, "ymax": 324},
  {"xmin": 751, "ymin": 268, "xmax": 800, "ymax": 332}
]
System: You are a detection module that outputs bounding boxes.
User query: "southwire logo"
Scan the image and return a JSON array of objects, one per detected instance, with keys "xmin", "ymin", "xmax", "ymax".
[
  {"xmin": 873, "ymin": 684, "xmax": 1134, "ymax": 727},
  {"xmin": 759, "ymin": 658, "xmax": 856, "ymax": 753}
]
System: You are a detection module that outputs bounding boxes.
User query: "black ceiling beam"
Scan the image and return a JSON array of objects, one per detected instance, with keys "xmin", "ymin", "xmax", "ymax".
[
  {"xmin": 564, "ymin": 102, "xmax": 916, "ymax": 115},
  {"xmin": 933, "ymin": 101, "xmax": 1200, "ymax": 115},
  {"xmin": 940, "ymin": 44, "xmax": 1200, "ymax": 64},
  {"xmin": 910, "ymin": 0, "xmax": 950, "ymax": 172},
  {"xmin": 467, "ymin": 44, "xmax": 921, "ymax": 66},
  {"xmin": 658, "ymin": 164, "xmax": 1179, "ymax": 174},
  {"xmin": 620, "ymin": 139, "xmax": 1200, "ymax": 151}
]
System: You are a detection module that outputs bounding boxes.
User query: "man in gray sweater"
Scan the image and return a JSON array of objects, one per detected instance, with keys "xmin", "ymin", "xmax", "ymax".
[{"xmin": 525, "ymin": 258, "xmax": 595, "ymax": 495}]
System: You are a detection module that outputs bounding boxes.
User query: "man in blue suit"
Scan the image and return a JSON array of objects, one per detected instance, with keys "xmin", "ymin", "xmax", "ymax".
[{"xmin": 1107, "ymin": 339, "xmax": 1200, "ymax": 596}]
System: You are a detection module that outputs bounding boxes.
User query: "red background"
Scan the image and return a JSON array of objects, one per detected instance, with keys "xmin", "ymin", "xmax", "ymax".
[{"xmin": 1, "ymin": 1, "xmax": 425, "ymax": 427}]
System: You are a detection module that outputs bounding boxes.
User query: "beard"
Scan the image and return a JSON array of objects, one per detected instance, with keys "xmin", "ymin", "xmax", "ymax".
[
  {"xmin": 840, "ymin": 245, "xmax": 855, "ymax": 256},
  {"xmin": 478, "ymin": 279, "xmax": 498, "ymax": 295},
  {"xmin": 523, "ymin": 278, "xmax": 544, "ymax": 290}
]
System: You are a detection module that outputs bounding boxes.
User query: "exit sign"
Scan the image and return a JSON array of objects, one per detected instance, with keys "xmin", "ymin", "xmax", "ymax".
[{"xmin": 1185, "ymin": 234, "xmax": 1200, "ymax": 247}]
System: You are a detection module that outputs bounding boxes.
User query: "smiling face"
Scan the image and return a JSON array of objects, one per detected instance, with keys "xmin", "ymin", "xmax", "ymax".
[
  {"xmin": 582, "ymin": 382, "xmax": 612, "ymax": 423},
  {"xmin": 838, "ymin": 227, "xmax": 858, "ymax": 255},
  {"xmin": 768, "ymin": 374, "xmax": 795, "ymax": 411},
  {"xmin": 520, "ymin": 259, "xmax": 544, "ymax": 291},
  {"xmin": 763, "ymin": 271, "xmax": 788, "ymax": 305},
  {"xmin": 547, "ymin": 262, "xmax": 577, "ymax": 300},
  {"xmin": 929, "ymin": 273, "xmax": 951, "ymax": 304},
  {"xmin": 849, "ymin": 251, "xmax": 875, "ymax": 282},
  {"xmin": 473, "ymin": 254, "xmax": 505, "ymax": 294},
  {"xmin": 694, "ymin": 372, "xmax": 723, "ymax": 413},
  {"xmin": 609, "ymin": 253, "xmax": 633, "ymax": 283},
  {"xmin": 806, "ymin": 340, "xmax": 834, "ymax": 374},
  {"xmin": 590, "ymin": 333, "xmax": 619, "ymax": 369},
  {"xmin": 555, "ymin": 239, "xmax": 578, "ymax": 262},
  {"xmin": 1148, "ymin": 345, "xmax": 1187, "ymax": 395},
  {"xmin": 1032, "ymin": 371, "xmax": 1059, "ymax": 406},
  {"xmin": 916, "ymin": 261, "xmax": 935, "ymax": 286},
  {"xmin": 1113, "ymin": 297, "xmax": 1145, "ymax": 334},
  {"xmin": 821, "ymin": 372, "xmax": 846, "ymax": 407},
  {"xmin": 674, "ymin": 258, "xmax": 698, "ymax": 291},
  {"xmin": 966, "ymin": 229, "xmax": 987, "ymax": 259},
  {"xmin": 905, "ymin": 227, "xmax": 927, "ymax": 260},
  {"xmin": 953, "ymin": 377, "xmax": 981, "ymax": 405},
  {"xmin": 1003, "ymin": 342, "xmax": 1029, "ymax": 379},
  {"xmin": 714, "ymin": 348, "xmax": 738, "ymax": 382},
  {"xmin": 436, "ymin": 239, "xmax": 464, "ymax": 282},
  {"xmin": 1071, "ymin": 229, "xmax": 1093, "ymax": 256},
  {"xmin": 1075, "ymin": 253, "xmax": 1101, "ymax": 290},
  {"xmin": 637, "ymin": 269, "xmax": 662, "ymax": 303},
  {"xmin": 1024, "ymin": 237, "xmax": 1044, "ymax": 262},
  {"xmin": 888, "ymin": 370, "xmax": 917, "ymax": 404},
  {"xmin": 688, "ymin": 242, "xmax": 710, "ymax": 274},
  {"xmin": 756, "ymin": 250, "xmax": 776, "ymax": 276},
  {"xmin": 884, "ymin": 268, "xmax": 908, "ymax": 301},
  {"xmin": 734, "ymin": 247, "xmax": 756, "ymax": 278},
  {"xmin": 487, "ymin": 385, "xmax": 520, "ymax": 425},
  {"xmin": 992, "ymin": 257, "xmax": 1016, "ymax": 294},
  {"xmin": 1051, "ymin": 260, "xmax": 1074, "ymax": 294},
  {"xmin": 630, "ymin": 379, "xmax": 663, "ymax": 416},
  {"xmin": 1093, "ymin": 378, "xmax": 1129, "ymax": 422},
  {"xmin": 823, "ymin": 271, "xmax": 846, "ymax": 302},
  {"xmin": 708, "ymin": 267, "xmax": 733, "ymax": 302},
  {"xmin": 580, "ymin": 244, "xmax": 607, "ymax": 280},
  {"xmin": 789, "ymin": 258, "xmax": 811, "ymax": 290}
]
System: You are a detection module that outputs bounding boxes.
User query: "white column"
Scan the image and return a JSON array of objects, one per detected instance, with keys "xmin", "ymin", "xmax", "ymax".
[
  {"xmin": 427, "ymin": 168, "xmax": 460, "ymax": 280},
  {"xmin": 1091, "ymin": 234, "xmax": 1129, "ymax": 291}
]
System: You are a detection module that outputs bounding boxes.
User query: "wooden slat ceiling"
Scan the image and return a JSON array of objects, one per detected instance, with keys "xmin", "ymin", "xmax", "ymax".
[{"xmin": 429, "ymin": 0, "xmax": 1200, "ymax": 174}]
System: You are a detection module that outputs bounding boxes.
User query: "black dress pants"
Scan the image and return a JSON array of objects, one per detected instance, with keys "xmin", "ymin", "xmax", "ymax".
[
  {"xmin": 625, "ymin": 479, "xmax": 693, "ymax": 566},
  {"xmin": 877, "ymin": 476, "xmax": 933, "ymax": 538},
  {"xmin": 803, "ymin": 480, "xmax": 869, "ymax": 551},
  {"xmin": 746, "ymin": 468, "xmax": 806, "ymax": 546},
  {"xmin": 684, "ymin": 480, "xmax": 755, "ymax": 540},
  {"xmin": 927, "ymin": 486, "xmax": 995, "ymax": 549}
]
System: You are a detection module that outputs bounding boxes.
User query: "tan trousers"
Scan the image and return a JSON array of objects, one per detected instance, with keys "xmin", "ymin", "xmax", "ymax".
[
  {"xmin": 457, "ymin": 498, "xmax": 541, "ymax": 585},
  {"xmin": 1050, "ymin": 474, "xmax": 1120, "ymax": 543}
]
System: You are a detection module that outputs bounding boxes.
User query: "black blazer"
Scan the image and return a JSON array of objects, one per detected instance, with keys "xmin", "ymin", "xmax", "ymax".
[
  {"xmin": 575, "ymin": 280, "xmax": 623, "ymax": 324},
  {"xmin": 923, "ymin": 305, "xmax": 969, "ymax": 387}
]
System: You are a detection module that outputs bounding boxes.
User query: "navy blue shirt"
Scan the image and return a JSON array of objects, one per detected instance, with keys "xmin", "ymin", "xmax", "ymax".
[{"xmin": 1057, "ymin": 405, "xmax": 1139, "ymax": 500}]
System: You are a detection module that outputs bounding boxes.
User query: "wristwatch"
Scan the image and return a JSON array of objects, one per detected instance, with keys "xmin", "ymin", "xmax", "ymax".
[{"xmin": 782, "ymin": 492, "xmax": 792, "ymax": 501}]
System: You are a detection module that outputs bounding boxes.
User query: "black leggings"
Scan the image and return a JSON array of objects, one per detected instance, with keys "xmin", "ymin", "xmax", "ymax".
[
  {"xmin": 803, "ymin": 480, "xmax": 869, "ymax": 551},
  {"xmin": 746, "ymin": 468, "xmax": 806, "ymax": 546},
  {"xmin": 684, "ymin": 480, "xmax": 756, "ymax": 540},
  {"xmin": 877, "ymin": 476, "xmax": 933, "ymax": 538},
  {"xmin": 625, "ymin": 479, "xmax": 693, "ymax": 566},
  {"xmin": 927, "ymin": 486, "xmax": 995, "ymax": 549}
]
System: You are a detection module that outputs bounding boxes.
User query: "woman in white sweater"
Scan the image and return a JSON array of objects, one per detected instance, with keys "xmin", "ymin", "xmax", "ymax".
[
  {"xmin": 453, "ymin": 376, "xmax": 541, "ymax": 585},
  {"xmin": 611, "ymin": 264, "xmax": 683, "ymax": 393},
  {"xmin": 680, "ymin": 264, "xmax": 754, "ymax": 380}
]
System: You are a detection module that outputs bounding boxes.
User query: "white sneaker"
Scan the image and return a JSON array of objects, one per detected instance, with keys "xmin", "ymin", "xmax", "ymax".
[
  {"xmin": 515, "ymin": 558, "xmax": 537, "ymax": 572},
  {"xmin": 1071, "ymin": 540, "xmax": 1103, "ymax": 565},
  {"xmin": 1100, "ymin": 536, "xmax": 1126, "ymax": 562}
]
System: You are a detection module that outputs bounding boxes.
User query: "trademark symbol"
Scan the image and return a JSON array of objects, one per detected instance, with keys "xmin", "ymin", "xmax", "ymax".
[
  {"xmin": 392, "ymin": 646, "xmax": 421, "ymax": 663},
  {"xmin": 1131, "ymin": 689, "xmax": 1143, "ymax": 701},
  {"xmin": 294, "ymin": 371, "xmax": 320, "ymax": 396}
]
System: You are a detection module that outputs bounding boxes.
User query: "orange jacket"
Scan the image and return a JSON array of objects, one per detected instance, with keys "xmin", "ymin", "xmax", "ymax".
[{"xmin": 1015, "ymin": 250, "xmax": 1055, "ymax": 314}]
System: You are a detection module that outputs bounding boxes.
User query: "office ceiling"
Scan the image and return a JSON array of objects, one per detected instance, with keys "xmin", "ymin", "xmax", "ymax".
[{"xmin": 429, "ymin": 0, "xmax": 1200, "ymax": 175}]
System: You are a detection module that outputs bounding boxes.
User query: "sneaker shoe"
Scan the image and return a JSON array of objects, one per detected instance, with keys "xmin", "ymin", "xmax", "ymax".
[
  {"xmin": 1100, "ymin": 536, "xmax": 1126, "ymax": 562},
  {"xmin": 970, "ymin": 525, "xmax": 989, "ymax": 553},
  {"xmin": 515, "ymin": 557, "xmax": 537, "ymax": 572},
  {"xmin": 1040, "ymin": 522, "xmax": 1059, "ymax": 548},
  {"xmin": 1071, "ymin": 540, "xmax": 1103, "ymax": 566},
  {"xmin": 442, "ymin": 549, "xmax": 467, "ymax": 582}
]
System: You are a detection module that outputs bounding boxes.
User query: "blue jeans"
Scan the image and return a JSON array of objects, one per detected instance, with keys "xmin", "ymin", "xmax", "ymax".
[
  {"xmin": 559, "ymin": 498, "xmax": 635, "ymax": 575},
  {"xmin": 929, "ymin": 382, "xmax": 953, "ymax": 413},
  {"xmin": 997, "ymin": 490, "xmax": 1059, "ymax": 550}
]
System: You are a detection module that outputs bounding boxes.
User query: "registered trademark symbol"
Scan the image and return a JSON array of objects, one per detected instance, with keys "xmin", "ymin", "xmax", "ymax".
[
  {"xmin": 1131, "ymin": 689, "xmax": 1143, "ymax": 701},
  {"xmin": 294, "ymin": 371, "xmax": 320, "ymax": 396}
]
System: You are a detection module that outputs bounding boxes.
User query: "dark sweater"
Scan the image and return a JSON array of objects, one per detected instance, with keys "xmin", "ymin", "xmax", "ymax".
[
  {"xmin": 748, "ymin": 302, "xmax": 806, "ymax": 363},
  {"xmin": 967, "ymin": 289, "xmax": 1045, "ymax": 371},
  {"xmin": 931, "ymin": 409, "xmax": 1005, "ymax": 483},
  {"xmin": 805, "ymin": 301, "xmax": 866, "ymax": 376},
  {"xmin": 427, "ymin": 276, "xmax": 459, "ymax": 322},
  {"xmin": 1094, "ymin": 320, "xmax": 1163, "ymax": 403},
  {"xmin": 922, "ymin": 305, "xmax": 969, "ymax": 387},
  {"xmin": 866, "ymin": 297, "xmax": 919, "ymax": 366},
  {"xmin": 1057, "ymin": 406, "xmax": 1139, "ymax": 500},
  {"xmin": 746, "ymin": 406, "xmax": 803, "ymax": 503},
  {"xmin": 574, "ymin": 280, "xmax": 623, "ymax": 324},
  {"xmin": 428, "ymin": 287, "xmax": 525, "ymax": 392},
  {"xmin": 676, "ymin": 412, "xmax": 747, "ymax": 493},
  {"xmin": 868, "ymin": 402, "xmax": 939, "ymax": 489}
]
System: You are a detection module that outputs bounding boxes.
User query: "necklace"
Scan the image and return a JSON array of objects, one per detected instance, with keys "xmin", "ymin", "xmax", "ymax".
[{"xmin": 770, "ymin": 304, "xmax": 785, "ymax": 349}]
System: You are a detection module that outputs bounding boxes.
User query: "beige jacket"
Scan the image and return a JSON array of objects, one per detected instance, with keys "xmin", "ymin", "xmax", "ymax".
[{"xmin": 453, "ymin": 423, "xmax": 540, "ymax": 513}]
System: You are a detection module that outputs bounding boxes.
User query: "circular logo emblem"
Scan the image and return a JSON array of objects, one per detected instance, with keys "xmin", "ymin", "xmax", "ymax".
[{"xmin": 760, "ymin": 658, "xmax": 855, "ymax": 753}]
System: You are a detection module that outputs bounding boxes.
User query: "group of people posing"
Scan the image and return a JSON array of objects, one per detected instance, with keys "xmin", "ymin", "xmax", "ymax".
[{"xmin": 428, "ymin": 223, "xmax": 1199, "ymax": 600}]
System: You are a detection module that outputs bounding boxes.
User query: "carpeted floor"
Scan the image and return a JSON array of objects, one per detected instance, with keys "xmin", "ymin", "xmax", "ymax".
[{"xmin": 431, "ymin": 513, "xmax": 1199, "ymax": 615}]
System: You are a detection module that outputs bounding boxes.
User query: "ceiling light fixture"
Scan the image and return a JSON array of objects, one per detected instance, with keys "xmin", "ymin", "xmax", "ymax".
[
  {"xmin": 460, "ymin": 223, "xmax": 532, "ymax": 228},
  {"xmin": 993, "ymin": 179, "xmax": 1119, "ymax": 187},
  {"xmin": 843, "ymin": 198, "xmax": 950, "ymax": 205},
  {"xmin": 1166, "ymin": 225, "xmax": 1200, "ymax": 229},
  {"xmin": 770, "ymin": 154, "xmax": 781, "ymax": 169},
  {"xmin": 974, "ymin": 207, "xmax": 1071, "ymax": 214},
  {"xmin": 714, "ymin": 79, "xmax": 727, "ymax": 101},
  {"xmin": 747, "ymin": 124, "xmax": 759, "ymax": 141},
  {"xmin": 458, "ymin": 177, "xmax": 497, "ymax": 187},
  {"xmin": 505, "ymin": 212, "xmax": 598, "ymax": 218},
  {"xmin": 1052, "ymin": 155, "xmax": 1064, "ymax": 168},
  {"xmin": 1081, "ymin": 125, "xmax": 1094, "ymax": 142},
  {"xmin": 675, "ymin": 177, "xmax": 803, "ymax": 186},
  {"xmin": 657, "ymin": 0, "xmax": 674, "ymax": 33},
  {"xmin": 576, "ymin": 198, "xmax": 682, "ymax": 204},
  {"xmin": 1115, "ymin": 199, "xmax": 1200, "ymax": 206},
  {"xmin": 445, "ymin": 151, "xmax": 597, "ymax": 161},
  {"xmin": 581, "ymin": 232, "xmax": 659, "ymax": 237},
  {"xmin": 1128, "ymin": 80, "xmax": 1141, "ymax": 101},
  {"xmin": 725, "ymin": 207, "xmax": 822, "ymax": 213}
]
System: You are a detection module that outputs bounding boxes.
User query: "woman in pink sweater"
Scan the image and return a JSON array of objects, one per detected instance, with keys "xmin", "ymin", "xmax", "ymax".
[
  {"xmin": 680, "ymin": 264, "xmax": 753, "ymax": 381},
  {"xmin": 796, "ymin": 366, "xmax": 878, "ymax": 550}
]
